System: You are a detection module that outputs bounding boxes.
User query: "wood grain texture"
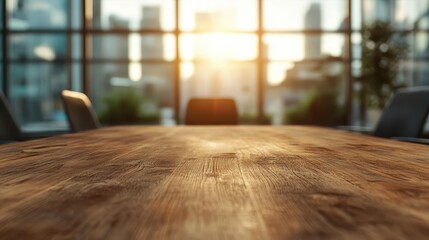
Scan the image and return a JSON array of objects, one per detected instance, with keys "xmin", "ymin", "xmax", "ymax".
[{"xmin": 0, "ymin": 126, "xmax": 428, "ymax": 239}]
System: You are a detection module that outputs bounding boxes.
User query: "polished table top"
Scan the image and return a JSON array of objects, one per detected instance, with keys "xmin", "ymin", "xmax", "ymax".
[{"xmin": 0, "ymin": 126, "xmax": 428, "ymax": 239}]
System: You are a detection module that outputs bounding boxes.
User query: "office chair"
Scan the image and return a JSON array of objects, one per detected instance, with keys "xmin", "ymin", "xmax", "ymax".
[
  {"xmin": 185, "ymin": 98, "xmax": 239, "ymax": 125},
  {"xmin": 61, "ymin": 90, "xmax": 100, "ymax": 132},
  {"xmin": 0, "ymin": 92, "xmax": 70, "ymax": 143},
  {"xmin": 339, "ymin": 87, "xmax": 429, "ymax": 143},
  {"xmin": 0, "ymin": 92, "xmax": 24, "ymax": 142},
  {"xmin": 373, "ymin": 87, "xmax": 429, "ymax": 139}
]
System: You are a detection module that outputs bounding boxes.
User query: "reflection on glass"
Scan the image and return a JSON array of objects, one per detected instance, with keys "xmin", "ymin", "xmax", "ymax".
[
  {"xmin": 263, "ymin": 0, "xmax": 347, "ymax": 30},
  {"xmin": 181, "ymin": 62, "xmax": 257, "ymax": 123},
  {"xmin": 9, "ymin": 34, "xmax": 67, "ymax": 60},
  {"xmin": 265, "ymin": 61, "xmax": 346, "ymax": 125},
  {"xmin": 8, "ymin": 0, "xmax": 68, "ymax": 29},
  {"xmin": 263, "ymin": 34, "xmax": 346, "ymax": 61},
  {"xmin": 363, "ymin": 0, "xmax": 429, "ymax": 30},
  {"xmin": 8, "ymin": 63, "xmax": 68, "ymax": 128},
  {"xmin": 180, "ymin": 0, "xmax": 257, "ymax": 31},
  {"xmin": 91, "ymin": 0, "xmax": 175, "ymax": 30},
  {"xmin": 89, "ymin": 34, "xmax": 175, "ymax": 60},
  {"xmin": 180, "ymin": 34, "xmax": 257, "ymax": 60},
  {"xmin": 90, "ymin": 63, "xmax": 174, "ymax": 124}
]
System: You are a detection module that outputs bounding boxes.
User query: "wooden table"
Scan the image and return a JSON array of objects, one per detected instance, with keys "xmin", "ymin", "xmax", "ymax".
[{"xmin": 0, "ymin": 126, "xmax": 428, "ymax": 239}]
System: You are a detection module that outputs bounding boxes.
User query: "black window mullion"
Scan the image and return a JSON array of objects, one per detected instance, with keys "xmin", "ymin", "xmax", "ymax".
[
  {"xmin": 2, "ymin": 0, "xmax": 8, "ymax": 96},
  {"xmin": 175, "ymin": 0, "xmax": 180, "ymax": 124},
  {"xmin": 67, "ymin": 0, "xmax": 73, "ymax": 90},
  {"xmin": 257, "ymin": 0, "xmax": 264, "ymax": 124},
  {"xmin": 86, "ymin": 29, "xmax": 174, "ymax": 34},
  {"xmin": 346, "ymin": 0, "xmax": 353, "ymax": 125},
  {"xmin": 82, "ymin": 0, "xmax": 89, "ymax": 96}
]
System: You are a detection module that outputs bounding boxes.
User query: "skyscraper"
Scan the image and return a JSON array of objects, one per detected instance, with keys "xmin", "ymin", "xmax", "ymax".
[
  {"xmin": 141, "ymin": 6, "xmax": 161, "ymax": 29},
  {"xmin": 304, "ymin": 3, "xmax": 321, "ymax": 59},
  {"xmin": 141, "ymin": 6, "xmax": 164, "ymax": 59}
]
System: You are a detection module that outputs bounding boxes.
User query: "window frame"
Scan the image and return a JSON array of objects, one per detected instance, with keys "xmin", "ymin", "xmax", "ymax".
[{"xmin": 6, "ymin": 0, "xmax": 428, "ymax": 127}]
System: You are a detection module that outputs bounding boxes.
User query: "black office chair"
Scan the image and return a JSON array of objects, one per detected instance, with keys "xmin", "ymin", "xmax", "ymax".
[
  {"xmin": 373, "ymin": 87, "xmax": 429, "ymax": 139},
  {"xmin": 185, "ymin": 98, "xmax": 239, "ymax": 125},
  {"xmin": 0, "ymin": 92, "xmax": 23, "ymax": 142},
  {"xmin": 61, "ymin": 90, "xmax": 100, "ymax": 132},
  {"xmin": 340, "ymin": 87, "xmax": 429, "ymax": 143},
  {"xmin": 0, "ymin": 92, "xmax": 70, "ymax": 143}
]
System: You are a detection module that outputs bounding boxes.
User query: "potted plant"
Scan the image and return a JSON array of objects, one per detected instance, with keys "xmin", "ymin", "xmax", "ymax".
[
  {"xmin": 358, "ymin": 20, "xmax": 409, "ymax": 125},
  {"xmin": 98, "ymin": 87, "xmax": 160, "ymax": 125}
]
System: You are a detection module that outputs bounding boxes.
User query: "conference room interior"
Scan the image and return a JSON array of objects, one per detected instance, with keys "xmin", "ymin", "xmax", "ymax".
[
  {"xmin": 2, "ymin": 1, "xmax": 429, "ymax": 239},
  {"xmin": 1, "ymin": 0, "xmax": 429, "ymax": 141}
]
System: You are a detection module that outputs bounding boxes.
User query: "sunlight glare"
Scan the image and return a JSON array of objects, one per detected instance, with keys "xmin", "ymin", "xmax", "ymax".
[
  {"xmin": 180, "ymin": 35, "xmax": 195, "ymax": 60},
  {"xmin": 163, "ymin": 35, "xmax": 176, "ymax": 61},
  {"xmin": 180, "ymin": 33, "xmax": 257, "ymax": 61},
  {"xmin": 267, "ymin": 62, "xmax": 294, "ymax": 86},
  {"xmin": 181, "ymin": 63, "xmax": 195, "ymax": 81},
  {"xmin": 34, "ymin": 46, "xmax": 56, "ymax": 61},
  {"xmin": 129, "ymin": 62, "xmax": 142, "ymax": 81},
  {"xmin": 129, "ymin": 33, "xmax": 141, "ymax": 61},
  {"xmin": 205, "ymin": 33, "xmax": 227, "ymax": 61},
  {"xmin": 265, "ymin": 35, "xmax": 304, "ymax": 61}
]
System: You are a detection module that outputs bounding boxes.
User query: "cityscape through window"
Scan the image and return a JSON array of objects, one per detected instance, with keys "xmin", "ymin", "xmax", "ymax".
[{"xmin": 2, "ymin": 0, "xmax": 429, "ymax": 130}]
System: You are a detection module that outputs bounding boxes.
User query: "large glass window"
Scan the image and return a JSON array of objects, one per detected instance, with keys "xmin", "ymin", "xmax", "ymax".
[
  {"xmin": 353, "ymin": 0, "xmax": 429, "ymax": 127},
  {"xmin": 263, "ymin": 0, "xmax": 349, "ymax": 125},
  {"xmin": 5, "ymin": 0, "xmax": 72, "ymax": 131},
  {"xmin": 90, "ymin": 0, "xmax": 175, "ymax": 30},
  {"xmin": 179, "ymin": 0, "xmax": 258, "ymax": 31},
  {"xmin": 9, "ymin": 63, "xmax": 68, "ymax": 127},
  {"xmin": 179, "ymin": 0, "xmax": 258, "ymax": 123},
  {"xmin": 263, "ymin": 0, "xmax": 348, "ymax": 31},
  {"xmin": 87, "ymin": 0, "xmax": 176, "ymax": 125},
  {"xmin": 8, "ymin": 0, "xmax": 69, "ymax": 29},
  {"xmin": 2, "ymin": 0, "xmax": 429, "ymax": 130}
]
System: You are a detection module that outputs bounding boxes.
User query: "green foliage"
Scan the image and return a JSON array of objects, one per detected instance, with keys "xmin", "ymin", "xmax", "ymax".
[
  {"xmin": 99, "ymin": 88, "xmax": 150, "ymax": 125},
  {"xmin": 359, "ymin": 21, "xmax": 409, "ymax": 109},
  {"xmin": 285, "ymin": 90, "xmax": 346, "ymax": 126}
]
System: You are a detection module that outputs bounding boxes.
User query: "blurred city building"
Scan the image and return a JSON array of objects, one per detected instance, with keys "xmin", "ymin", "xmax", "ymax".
[
  {"xmin": 8, "ymin": 0, "xmax": 68, "ymax": 128},
  {"xmin": 3, "ymin": 0, "xmax": 429, "ymax": 130}
]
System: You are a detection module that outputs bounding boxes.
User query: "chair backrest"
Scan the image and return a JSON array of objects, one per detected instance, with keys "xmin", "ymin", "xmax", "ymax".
[
  {"xmin": 374, "ymin": 87, "xmax": 429, "ymax": 138},
  {"xmin": 0, "ymin": 92, "xmax": 22, "ymax": 141},
  {"xmin": 61, "ymin": 90, "xmax": 100, "ymax": 132},
  {"xmin": 185, "ymin": 98, "xmax": 239, "ymax": 125}
]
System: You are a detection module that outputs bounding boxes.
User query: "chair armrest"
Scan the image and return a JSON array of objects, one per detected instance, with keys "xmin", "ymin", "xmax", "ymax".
[
  {"xmin": 391, "ymin": 137, "xmax": 429, "ymax": 145},
  {"xmin": 336, "ymin": 125, "xmax": 374, "ymax": 135}
]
